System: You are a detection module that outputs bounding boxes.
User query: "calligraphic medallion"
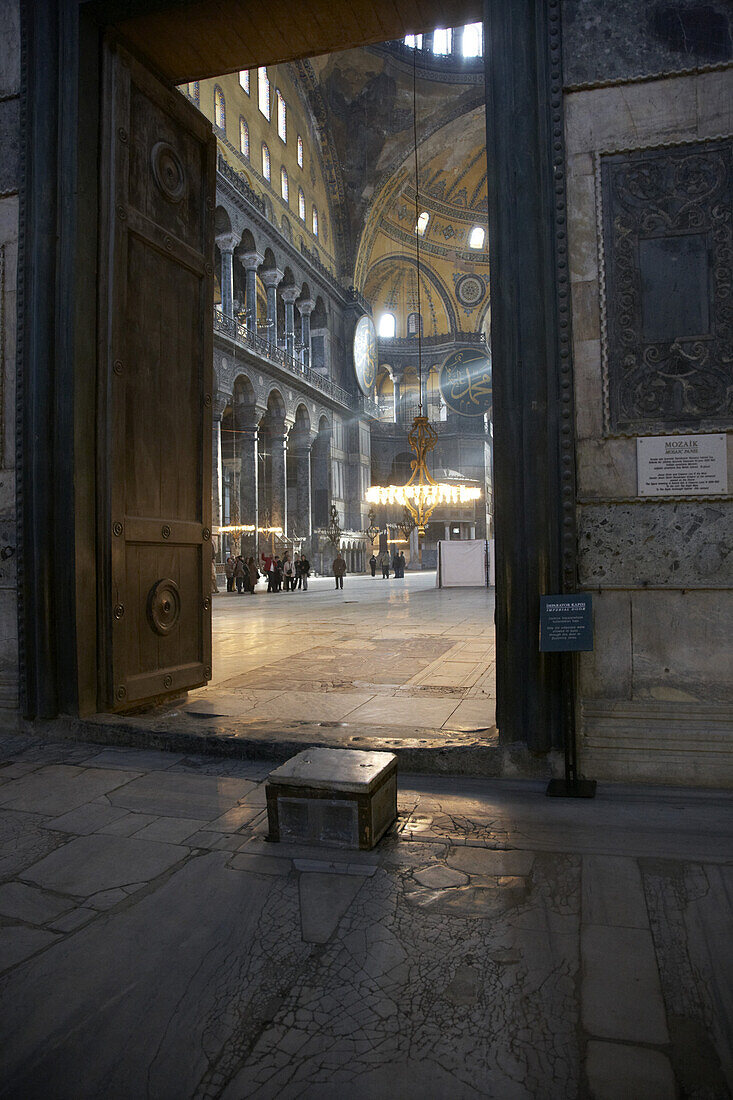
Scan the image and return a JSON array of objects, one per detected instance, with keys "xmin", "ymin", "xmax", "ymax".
[
  {"xmin": 353, "ymin": 315, "xmax": 378, "ymax": 395},
  {"xmin": 439, "ymin": 349, "xmax": 492, "ymax": 417}
]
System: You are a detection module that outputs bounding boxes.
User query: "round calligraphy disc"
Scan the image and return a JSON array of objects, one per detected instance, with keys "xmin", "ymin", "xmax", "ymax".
[
  {"xmin": 353, "ymin": 315, "xmax": 378, "ymax": 396},
  {"xmin": 439, "ymin": 349, "xmax": 492, "ymax": 417}
]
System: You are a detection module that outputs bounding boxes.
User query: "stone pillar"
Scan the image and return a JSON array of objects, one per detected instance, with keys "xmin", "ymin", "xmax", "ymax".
[
  {"xmin": 235, "ymin": 403, "xmax": 263, "ymax": 554},
  {"xmin": 217, "ymin": 233, "xmax": 238, "ymax": 319},
  {"xmin": 391, "ymin": 366, "xmax": 405, "ymax": 425},
  {"xmin": 212, "ymin": 402, "xmax": 225, "ymax": 552},
  {"xmin": 290, "ymin": 429, "xmax": 314, "ymax": 537},
  {"xmin": 261, "ymin": 269, "xmax": 283, "ymax": 346},
  {"xmin": 281, "ymin": 286, "xmax": 299, "ymax": 359},
  {"xmin": 241, "ymin": 250, "xmax": 263, "ymax": 332},
  {"xmin": 297, "ymin": 297, "xmax": 315, "ymax": 368},
  {"xmin": 444, "ymin": 524, "xmax": 450, "ymax": 540},
  {"xmin": 268, "ymin": 417, "xmax": 288, "ymax": 531}
]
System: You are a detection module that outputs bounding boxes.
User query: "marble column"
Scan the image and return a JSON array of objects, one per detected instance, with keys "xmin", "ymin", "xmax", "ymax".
[
  {"xmin": 212, "ymin": 403, "xmax": 225, "ymax": 553},
  {"xmin": 235, "ymin": 403, "xmax": 262, "ymax": 553},
  {"xmin": 268, "ymin": 417, "xmax": 288, "ymax": 532},
  {"xmin": 217, "ymin": 234, "xmax": 238, "ymax": 319},
  {"xmin": 297, "ymin": 297, "xmax": 315, "ymax": 368},
  {"xmin": 241, "ymin": 250, "xmax": 263, "ymax": 332},
  {"xmin": 261, "ymin": 269, "xmax": 283, "ymax": 346},
  {"xmin": 281, "ymin": 286, "xmax": 299, "ymax": 360},
  {"xmin": 391, "ymin": 366, "xmax": 405, "ymax": 425},
  {"xmin": 289, "ymin": 430, "xmax": 314, "ymax": 537}
]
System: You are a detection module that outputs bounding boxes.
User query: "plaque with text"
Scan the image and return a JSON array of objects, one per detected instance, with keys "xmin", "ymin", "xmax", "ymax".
[
  {"xmin": 540, "ymin": 595, "xmax": 593, "ymax": 652},
  {"xmin": 439, "ymin": 349, "xmax": 492, "ymax": 417},
  {"xmin": 637, "ymin": 434, "xmax": 727, "ymax": 497}
]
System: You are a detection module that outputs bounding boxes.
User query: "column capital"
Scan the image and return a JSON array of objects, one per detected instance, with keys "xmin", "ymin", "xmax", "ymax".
[
  {"xmin": 216, "ymin": 233, "xmax": 239, "ymax": 254},
  {"xmin": 280, "ymin": 285, "xmax": 299, "ymax": 304},
  {"xmin": 213, "ymin": 394, "xmax": 229, "ymax": 419},
  {"xmin": 240, "ymin": 249, "xmax": 264, "ymax": 271},
  {"xmin": 297, "ymin": 297, "xmax": 316, "ymax": 315},
  {"xmin": 234, "ymin": 401, "xmax": 266, "ymax": 431},
  {"xmin": 289, "ymin": 427, "xmax": 317, "ymax": 455},
  {"xmin": 261, "ymin": 268, "xmax": 284, "ymax": 289}
]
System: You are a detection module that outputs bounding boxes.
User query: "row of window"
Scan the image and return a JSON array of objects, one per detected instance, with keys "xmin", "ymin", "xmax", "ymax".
[
  {"xmin": 415, "ymin": 209, "xmax": 485, "ymax": 249},
  {"xmin": 237, "ymin": 67, "xmax": 303, "ymax": 167},
  {"xmin": 404, "ymin": 22, "xmax": 484, "ymax": 57}
]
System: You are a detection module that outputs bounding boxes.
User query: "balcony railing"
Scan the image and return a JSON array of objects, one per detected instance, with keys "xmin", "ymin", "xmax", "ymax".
[{"xmin": 215, "ymin": 308, "xmax": 364, "ymax": 411}]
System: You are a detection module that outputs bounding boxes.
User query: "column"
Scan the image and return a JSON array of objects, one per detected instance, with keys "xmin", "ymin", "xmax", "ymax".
[
  {"xmin": 235, "ymin": 403, "xmax": 262, "ymax": 554},
  {"xmin": 241, "ymin": 250, "xmax": 263, "ymax": 332},
  {"xmin": 268, "ymin": 417, "xmax": 288, "ymax": 532},
  {"xmin": 289, "ymin": 429, "xmax": 314, "ymax": 537},
  {"xmin": 281, "ymin": 286, "xmax": 299, "ymax": 359},
  {"xmin": 261, "ymin": 268, "xmax": 283, "ymax": 346},
  {"xmin": 212, "ymin": 401, "xmax": 226, "ymax": 554},
  {"xmin": 297, "ymin": 297, "xmax": 315, "ymax": 368},
  {"xmin": 217, "ymin": 233, "xmax": 238, "ymax": 319},
  {"xmin": 391, "ymin": 365, "xmax": 405, "ymax": 425}
]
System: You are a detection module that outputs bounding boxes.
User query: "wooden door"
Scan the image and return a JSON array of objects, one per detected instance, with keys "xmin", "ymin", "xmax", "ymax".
[{"xmin": 98, "ymin": 39, "xmax": 215, "ymax": 710}]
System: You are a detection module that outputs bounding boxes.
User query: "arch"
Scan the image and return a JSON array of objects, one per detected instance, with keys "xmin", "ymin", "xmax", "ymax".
[
  {"xmin": 240, "ymin": 227, "xmax": 257, "ymax": 253},
  {"xmin": 311, "ymin": 295, "xmax": 327, "ymax": 328},
  {"xmin": 293, "ymin": 403, "xmax": 311, "ymax": 432},
  {"xmin": 281, "ymin": 215, "xmax": 292, "ymax": 243},
  {"xmin": 265, "ymin": 386, "xmax": 287, "ymax": 421},
  {"xmin": 214, "ymin": 206, "xmax": 232, "ymax": 237},
  {"xmin": 233, "ymin": 372, "xmax": 256, "ymax": 409},
  {"xmin": 365, "ymin": 254, "xmax": 458, "ymax": 335},
  {"xmin": 261, "ymin": 248, "xmax": 277, "ymax": 273}
]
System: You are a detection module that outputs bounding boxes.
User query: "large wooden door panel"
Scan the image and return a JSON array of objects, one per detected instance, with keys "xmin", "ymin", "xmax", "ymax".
[{"xmin": 100, "ymin": 40, "xmax": 215, "ymax": 711}]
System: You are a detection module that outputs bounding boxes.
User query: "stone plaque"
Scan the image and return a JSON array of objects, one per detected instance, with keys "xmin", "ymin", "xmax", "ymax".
[
  {"xmin": 539, "ymin": 595, "xmax": 593, "ymax": 652},
  {"xmin": 637, "ymin": 434, "xmax": 727, "ymax": 497}
]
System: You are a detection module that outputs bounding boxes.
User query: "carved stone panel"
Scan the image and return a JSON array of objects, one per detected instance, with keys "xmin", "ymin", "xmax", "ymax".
[{"xmin": 600, "ymin": 138, "xmax": 732, "ymax": 433}]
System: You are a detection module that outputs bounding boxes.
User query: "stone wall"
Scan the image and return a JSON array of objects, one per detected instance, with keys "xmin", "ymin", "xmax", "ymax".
[
  {"xmin": 564, "ymin": 53, "xmax": 733, "ymax": 784},
  {"xmin": 0, "ymin": 0, "xmax": 19, "ymax": 711}
]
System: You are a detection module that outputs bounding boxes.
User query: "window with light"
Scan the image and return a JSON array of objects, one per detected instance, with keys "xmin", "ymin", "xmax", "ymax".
[
  {"xmin": 238, "ymin": 70, "xmax": 250, "ymax": 93},
  {"xmin": 462, "ymin": 23, "xmax": 483, "ymax": 56},
  {"xmin": 297, "ymin": 136, "xmax": 304, "ymax": 168},
  {"xmin": 433, "ymin": 28, "xmax": 452, "ymax": 54},
  {"xmin": 469, "ymin": 225, "xmax": 485, "ymax": 249},
  {"xmin": 262, "ymin": 142, "xmax": 270, "ymax": 181},
  {"xmin": 298, "ymin": 188, "xmax": 306, "ymax": 221},
  {"xmin": 281, "ymin": 167, "xmax": 289, "ymax": 203},
  {"xmin": 404, "ymin": 33, "xmax": 423, "ymax": 48},
  {"xmin": 239, "ymin": 117, "xmax": 249, "ymax": 158},
  {"xmin": 258, "ymin": 67, "xmax": 270, "ymax": 120},
  {"xmin": 378, "ymin": 313, "xmax": 396, "ymax": 338},
  {"xmin": 187, "ymin": 81, "xmax": 200, "ymax": 105},
  {"xmin": 214, "ymin": 86, "xmax": 226, "ymax": 131},
  {"xmin": 415, "ymin": 211, "xmax": 430, "ymax": 236},
  {"xmin": 276, "ymin": 91, "xmax": 287, "ymax": 143},
  {"xmin": 312, "ymin": 206, "xmax": 318, "ymax": 237}
]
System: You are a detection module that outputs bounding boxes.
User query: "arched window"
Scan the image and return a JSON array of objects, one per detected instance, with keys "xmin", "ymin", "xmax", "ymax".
[
  {"xmin": 281, "ymin": 166, "xmax": 289, "ymax": 203},
  {"xmin": 258, "ymin": 67, "xmax": 270, "ymax": 120},
  {"xmin": 239, "ymin": 117, "xmax": 249, "ymax": 158},
  {"xmin": 378, "ymin": 313, "xmax": 396, "ymax": 338},
  {"xmin": 433, "ymin": 28, "xmax": 452, "ymax": 54},
  {"xmin": 261, "ymin": 142, "xmax": 271, "ymax": 181},
  {"xmin": 415, "ymin": 210, "xmax": 430, "ymax": 236},
  {"xmin": 297, "ymin": 136, "xmax": 304, "ymax": 168},
  {"xmin": 312, "ymin": 206, "xmax": 318, "ymax": 237},
  {"xmin": 404, "ymin": 33, "xmax": 423, "ymax": 48},
  {"xmin": 298, "ymin": 188, "xmax": 306, "ymax": 221},
  {"xmin": 407, "ymin": 312, "xmax": 422, "ymax": 336},
  {"xmin": 214, "ymin": 86, "xmax": 226, "ymax": 132},
  {"xmin": 462, "ymin": 23, "xmax": 483, "ymax": 56},
  {"xmin": 276, "ymin": 91, "xmax": 287, "ymax": 143},
  {"xmin": 187, "ymin": 81, "xmax": 200, "ymax": 105},
  {"xmin": 469, "ymin": 225, "xmax": 485, "ymax": 249},
  {"xmin": 238, "ymin": 70, "xmax": 250, "ymax": 93}
]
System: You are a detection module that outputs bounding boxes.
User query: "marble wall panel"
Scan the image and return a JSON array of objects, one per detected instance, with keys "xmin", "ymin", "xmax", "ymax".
[
  {"xmin": 696, "ymin": 68, "xmax": 733, "ymax": 136},
  {"xmin": 564, "ymin": 78, "xmax": 698, "ymax": 157},
  {"xmin": 577, "ymin": 591, "xmax": 632, "ymax": 700},
  {"xmin": 578, "ymin": 501, "xmax": 733, "ymax": 587},
  {"xmin": 630, "ymin": 590, "xmax": 733, "ymax": 703},
  {"xmin": 567, "ymin": 171, "xmax": 597, "ymax": 284},
  {"xmin": 576, "ymin": 439, "xmax": 636, "ymax": 499},
  {"xmin": 0, "ymin": 586, "xmax": 18, "ymax": 708},
  {"xmin": 0, "ymin": 0, "xmax": 20, "ymax": 99},
  {"xmin": 562, "ymin": 0, "xmax": 733, "ymax": 88},
  {"xmin": 573, "ymin": 339, "xmax": 603, "ymax": 441}
]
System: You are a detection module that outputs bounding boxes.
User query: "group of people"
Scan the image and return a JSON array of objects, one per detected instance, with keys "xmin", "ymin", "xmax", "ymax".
[
  {"xmin": 223, "ymin": 551, "xmax": 311, "ymax": 594},
  {"xmin": 369, "ymin": 551, "xmax": 406, "ymax": 579}
]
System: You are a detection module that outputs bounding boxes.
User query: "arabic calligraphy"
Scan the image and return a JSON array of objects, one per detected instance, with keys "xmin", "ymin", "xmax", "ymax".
[
  {"xmin": 353, "ymin": 315, "xmax": 377, "ymax": 395},
  {"xmin": 439, "ymin": 350, "xmax": 492, "ymax": 416}
]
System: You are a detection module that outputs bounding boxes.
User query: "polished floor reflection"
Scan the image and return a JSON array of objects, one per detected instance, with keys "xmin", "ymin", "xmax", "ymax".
[{"xmin": 183, "ymin": 571, "xmax": 496, "ymax": 736}]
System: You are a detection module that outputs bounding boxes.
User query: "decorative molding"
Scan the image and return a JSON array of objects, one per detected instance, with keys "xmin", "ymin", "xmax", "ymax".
[
  {"xmin": 597, "ymin": 135, "xmax": 733, "ymax": 434},
  {"xmin": 564, "ymin": 58, "xmax": 733, "ymax": 94}
]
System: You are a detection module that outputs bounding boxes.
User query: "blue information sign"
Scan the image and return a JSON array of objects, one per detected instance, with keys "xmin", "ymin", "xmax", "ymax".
[{"xmin": 539, "ymin": 595, "xmax": 593, "ymax": 652}]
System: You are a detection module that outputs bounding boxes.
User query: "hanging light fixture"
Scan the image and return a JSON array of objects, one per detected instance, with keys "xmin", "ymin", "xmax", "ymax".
[{"xmin": 363, "ymin": 46, "xmax": 481, "ymax": 536}]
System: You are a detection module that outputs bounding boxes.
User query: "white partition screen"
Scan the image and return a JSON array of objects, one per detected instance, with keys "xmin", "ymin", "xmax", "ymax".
[{"xmin": 437, "ymin": 540, "xmax": 488, "ymax": 588}]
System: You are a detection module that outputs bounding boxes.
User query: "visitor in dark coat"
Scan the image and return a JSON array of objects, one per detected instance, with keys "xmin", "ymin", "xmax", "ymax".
[{"xmin": 369, "ymin": 554, "xmax": 377, "ymax": 577}]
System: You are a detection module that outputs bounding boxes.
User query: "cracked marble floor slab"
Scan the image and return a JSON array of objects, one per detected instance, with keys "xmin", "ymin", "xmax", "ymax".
[{"xmin": 0, "ymin": 732, "xmax": 731, "ymax": 1099}]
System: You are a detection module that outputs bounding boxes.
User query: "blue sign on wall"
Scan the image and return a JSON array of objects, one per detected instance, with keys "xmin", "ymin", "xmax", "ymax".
[
  {"xmin": 439, "ymin": 349, "xmax": 492, "ymax": 417},
  {"xmin": 539, "ymin": 595, "xmax": 594, "ymax": 652}
]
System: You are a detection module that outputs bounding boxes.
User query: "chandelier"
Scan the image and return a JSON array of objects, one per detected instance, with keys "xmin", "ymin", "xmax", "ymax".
[{"xmin": 362, "ymin": 48, "xmax": 481, "ymax": 537}]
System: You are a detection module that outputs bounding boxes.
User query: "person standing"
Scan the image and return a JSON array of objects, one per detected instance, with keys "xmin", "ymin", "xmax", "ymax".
[
  {"xmin": 247, "ymin": 556, "xmax": 259, "ymax": 594},
  {"xmin": 225, "ymin": 552, "xmax": 236, "ymax": 593},
  {"xmin": 299, "ymin": 554, "xmax": 310, "ymax": 591},
  {"xmin": 211, "ymin": 542, "xmax": 219, "ymax": 594},
  {"xmin": 381, "ymin": 553, "xmax": 390, "ymax": 579},
  {"xmin": 234, "ymin": 555, "xmax": 246, "ymax": 593},
  {"xmin": 392, "ymin": 550, "xmax": 400, "ymax": 578},
  {"xmin": 398, "ymin": 551, "xmax": 406, "ymax": 578},
  {"xmin": 369, "ymin": 553, "xmax": 377, "ymax": 577},
  {"xmin": 332, "ymin": 551, "xmax": 346, "ymax": 590},
  {"xmin": 294, "ymin": 553, "xmax": 302, "ymax": 589},
  {"xmin": 273, "ymin": 556, "xmax": 283, "ymax": 592},
  {"xmin": 283, "ymin": 554, "xmax": 294, "ymax": 592}
]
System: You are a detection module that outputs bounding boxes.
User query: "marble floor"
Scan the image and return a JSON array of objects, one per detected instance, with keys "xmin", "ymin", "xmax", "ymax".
[
  {"xmin": 1, "ymin": 731, "xmax": 731, "ymax": 1098},
  {"xmin": 180, "ymin": 571, "xmax": 497, "ymax": 737}
]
